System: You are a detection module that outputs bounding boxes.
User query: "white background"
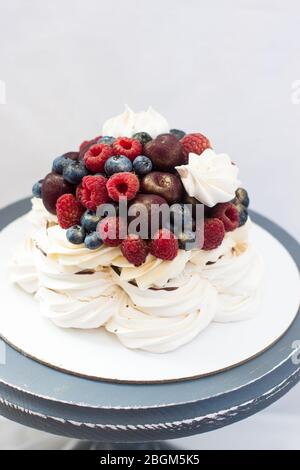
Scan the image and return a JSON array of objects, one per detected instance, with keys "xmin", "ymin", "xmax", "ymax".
[{"xmin": 0, "ymin": 0, "xmax": 299, "ymax": 449}]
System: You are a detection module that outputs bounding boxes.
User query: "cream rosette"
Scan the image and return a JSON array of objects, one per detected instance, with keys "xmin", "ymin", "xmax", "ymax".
[
  {"xmin": 102, "ymin": 105, "xmax": 169, "ymax": 138},
  {"xmin": 176, "ymin": 149, "xmax": 240, "ymax": 207}
]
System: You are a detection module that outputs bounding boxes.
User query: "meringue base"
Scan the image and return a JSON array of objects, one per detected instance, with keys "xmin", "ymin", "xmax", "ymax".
[{"xmin": 0, "ymin": 215, "xmax": 299, "ymax": 383}]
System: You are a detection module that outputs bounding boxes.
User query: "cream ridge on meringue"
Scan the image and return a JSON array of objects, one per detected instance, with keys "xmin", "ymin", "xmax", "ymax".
[{"xmin": 10, "ymin": 107, "xmax": 264, "ymax": 353}]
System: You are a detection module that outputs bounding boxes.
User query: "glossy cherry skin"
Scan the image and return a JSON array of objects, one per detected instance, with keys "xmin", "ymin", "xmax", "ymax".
[
  {"xmin": 140, "ymin": 171, "xmax": 183, "ymax": 204},
  {"xmin": 41, "ymin": 172, "xmax": 74, "ymax": 214}
]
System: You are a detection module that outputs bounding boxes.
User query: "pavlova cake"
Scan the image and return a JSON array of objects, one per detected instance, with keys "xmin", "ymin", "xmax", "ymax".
[{"xmin": 10, "ymin": 107, "xmax": 264, "ymax": 353}]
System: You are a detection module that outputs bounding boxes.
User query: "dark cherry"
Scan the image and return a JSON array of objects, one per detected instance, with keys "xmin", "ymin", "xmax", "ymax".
[
  {"xmin": 41, "ymin": 172, "xmax": 74, "ymax": 214},
  {"xmin": 140, "ymin": 171, "xmax": 183, "ymax": 204},
  {"xmin": 128, "ymin": 193, "xmax": 168, "ymax": 238},
  {"xmin": 64, "ymin": 151, "xmax": 80, "ymax": 161},
  {"xmin": 144, "ymin": 134, "xmax": 184, "ymax": 171},
  {"xmin": 183, "ymin": 193, "xmax": 210, "ymax": 218}
]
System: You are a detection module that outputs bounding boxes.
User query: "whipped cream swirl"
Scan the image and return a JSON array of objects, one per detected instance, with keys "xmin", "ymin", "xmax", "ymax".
[
  {"xmin": 10, "ymin": 237, "xmax": 39, "ymax": 294},
  {"xmin": 28, "ymin": 198, "xmax": 57, "ymax": 230},
  {"xmin": 176, "ymin": 149, "xmax": 240, "ymax": 207},
  {"xmin": 102, "ymin": 106, "xmax": 169, "ymax": 138},
  {"xmin": 106, "ymin": 274, "xmax": 218, "ymax": 353}
]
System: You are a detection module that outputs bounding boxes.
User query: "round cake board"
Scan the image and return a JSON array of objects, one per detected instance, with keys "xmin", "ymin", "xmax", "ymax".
[{"xmin": 0, "ymin": 215, "xmax": 299, "ymax": 383}]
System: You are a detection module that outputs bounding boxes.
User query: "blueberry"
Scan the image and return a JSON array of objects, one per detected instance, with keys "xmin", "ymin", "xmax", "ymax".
[
  {"xmin": 132, "ymin": 132, "xmax": 152, "ymax": 146},
  {"xmin": 104, "ymin": 155, "xmax": 132, "ymax": 176},
  {"xmin": 132, "ymin": 132, "xmax": 152, "ymax": 145},
  {"xmin": 66, "ymin": 225, "xmax": 86, "ymax": 245},
  {"xmin": 170, "ymin": 129, "xmax": 186, "ymax": 140},
  {"xmin": 98, "ymin": 136, "xmax": 116, "ymax": 146},
  {"xmin": 81, "ymin": 210, "xmax": 101, "ymax": 233},
  {"xmin": 52, "ymin": 155, "xmax": 69, "ymax": 174},
  {"xmin": 52, "ymin": 153, "xmax": 79, "ymax": 174},
  {"xmin": 32, "ymin": 180, "xmax": 43, "ymax": 198},
  {"xmin": 236, "ymin": 203, "xmax": 248, "ymax": 227},
  {"xmin": 178, "ymin": 230, "xmax": 196, "ymax": 250},
  {"xmin": 84, "ymin": 231, "xmax": 103, "ymax": 250},
  {"xmin": 170, "ymin": 203, "xmax": 194, "ymax": 233},
  {"xmin": 63, "ymin": 160, "xmax": 88, "ymax": 184},
  {"xmin": 133, "ymin": 155, "xmax": 153, "ymax": 175},
  {"xmin": 235, "ymin": 188, "xmax": 250, "ymax": 208}
]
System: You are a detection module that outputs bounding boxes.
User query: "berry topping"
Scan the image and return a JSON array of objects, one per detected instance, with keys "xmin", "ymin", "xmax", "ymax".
[
  {"xmin": 84, "ymin": 231, "xmax": 103, "ymax": 250},
  {"xmin": 234, "ymin": 187, "xmax": 250, "ymax": 208},
  {"xmin": 41, "ymin": 173, "xmax": 74, "ymax": 214},
  {"xmin": 149, "ymin": 228, "xmax": 179, "ymax": 261},
  {"xmin": 63, "ymin": 160, "xmax": 88, "ymax": 184},
  {"xmin": 76, "ymin": 183, "xmax": 83, "ymax": 203},
  {"xmin": 56, "ymin": 194, "xmax": 84, "ymax": 229},
  {"xmin": 81, "ymin": 210, "xmax": 101, "ymax": 233},
  {"xmin": 79, "ymin": 138, "xmax": 101, "ymax": 158},
  {"xmin": 170, "ymin": 203, "xmax": 194, "ymax": 232},
  {"xmin": 104, "ymin": 155, "xmax": 133, "ymax": 176},
  {"xmin": 202, "ymin": 218, "xmax": 225, "ymax": 251},
  {"xmin": 181, "ymin": 133, "xmax": 211, "ymax": 163},
  {"xmin": 98, "ymin": 136, "xmax": 116, "ymax": 146},
  {"xmin": 235, "ymin": 203, "xmax": 249, "ymax": 227},
  {"xmin": 133, "ymin": 155, "xmax": 153, "ymax": 175},
  {"xmin": 66, "ymin": 225, "xmax": 86, "ymax": 245},
  {"xmin": 64, "ymin": 151, "xmax": 80, "ymax": 161},
  {"xmin": 112, "ymin": 137, "xmax": 142, "ymax": 161},
  {"xmin": 132, "ymin": 132, "xmax": 152, "ymax": 146},
  {"xmin": 170, "ymin": 128, "xmax": 186, "ymax": 140},
  {"xmin": 52, "ymin": 156, "xmax": 68, "ymax": 174},
  {"xmin": 128, "ymin": 194, "xmax": 168, "ymax": 238},
  {"xmin": 81, "ymin": 175, "xmax": 109, "ymax": 211},
  {"xmin": 140, "ymin": 171, "xmax": 183, "ymax": 204},
  {"xmin": 106, "ymin": 172, "xmax": 139, "ymax": 202},
  {"xmin": 52, "ymin": 152, "xmax": 80, "ymax": 174},
  {"xmin": 97, "ymin": 216, "xmax": 126, "ymax": 247},
  {"xmin": 121, "ymin": 234, "xmax": 149, "ymax": 266},
  {"xmin": 83, "ymin": 143, "xmax": 113, "ymax": 173},
  {"xmin": 144, "ymin": 134, "xmax": 184, "ymax": 170},
  {"xmin": 32, "ymin": 180, "xmax": 43, "ymax": 198},
  {"xmin": 210, "ymin": 202, "xmax": 239, "ymax": 232}
]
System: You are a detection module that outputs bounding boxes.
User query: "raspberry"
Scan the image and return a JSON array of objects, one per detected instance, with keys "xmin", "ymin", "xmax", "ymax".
[
  {"xmin": 202, "ymin": 218, "xmax": 225, "ymax": 251},
  {"xmin": 84, "ymin": 143, "xmax": 113, "ymax": 173},
  {"xmin": 81, "ymin": 175, "xmax": 109, "ymax": 211},
  {"xmin": 121, "ymin": 234, "xmax": 149, "ymax": 266},
  {"xmin": 98, "ymin": 216, "xmax": 126, "ymax": 247},
  {"xmin": 112, "ymin": 137, "xmax": 142, "ymax": 161},
  {"xmin": 181, "ymin": 133, "xmax": 211, "ymax": 163},
  {"xmin": 149, "ymin": 228, "xmax": 178, "ymax": 261},
  {"xmin": 76, "ymin": 183, "xmax": 83, "ymax": 203},
  {"xmin": 56, "ymin": 194, "xmax": 84, "ymax": 229},
  {"xmin": 106, "ymin": 172, "xmax": 139, "ymax": 201},
  {"xmin": 79, "ymin": 136, "xmax": 101, "ymax": 158},
  {"xmin": 210, "ymin": 202, "xmax": 239, "ymax": 232}
]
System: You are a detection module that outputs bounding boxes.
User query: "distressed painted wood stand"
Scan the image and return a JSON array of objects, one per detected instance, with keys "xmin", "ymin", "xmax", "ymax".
[{"xmin": 0, "ymin": 200, "xmax": 299, "ymax": 449}]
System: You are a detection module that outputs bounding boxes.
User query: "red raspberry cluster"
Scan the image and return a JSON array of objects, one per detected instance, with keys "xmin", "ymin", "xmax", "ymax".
[{"xmin": 36, "ymin": 123, "xmax": 247, "ymax": 266}]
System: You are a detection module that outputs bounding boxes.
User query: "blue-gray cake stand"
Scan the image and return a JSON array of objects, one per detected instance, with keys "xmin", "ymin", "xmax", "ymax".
[{"xmin": 0, "ymin": 199, "xmax": 299, "ymax": 449}]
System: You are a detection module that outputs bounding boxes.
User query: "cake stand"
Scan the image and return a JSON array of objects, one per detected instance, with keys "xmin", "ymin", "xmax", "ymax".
[{"xmin": 0, "ymin": 198, "xmax": 299, "ymax": 449}]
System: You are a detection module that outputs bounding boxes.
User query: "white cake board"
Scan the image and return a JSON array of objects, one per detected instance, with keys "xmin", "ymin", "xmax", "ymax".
[{"xmin": 0, "ymin": 215, "xmax": 299, "ymax": 383}]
